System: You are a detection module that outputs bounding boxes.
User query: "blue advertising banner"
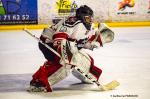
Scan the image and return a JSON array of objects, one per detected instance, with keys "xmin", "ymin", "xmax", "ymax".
[{"xmin": 0, "ymin": 0, "xmax": 37, "ymax": 25}]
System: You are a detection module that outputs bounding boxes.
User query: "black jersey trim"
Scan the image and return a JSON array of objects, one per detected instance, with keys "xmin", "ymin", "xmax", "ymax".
[{"xmin": 63, "ymin": 20, "xmax": 81, "ymax": 27}]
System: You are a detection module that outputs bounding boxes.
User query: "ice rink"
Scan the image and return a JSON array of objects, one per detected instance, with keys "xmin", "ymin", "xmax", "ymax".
[{"xmin": 0, "ymin": 27, "xmax": 150, "ymax": 99}]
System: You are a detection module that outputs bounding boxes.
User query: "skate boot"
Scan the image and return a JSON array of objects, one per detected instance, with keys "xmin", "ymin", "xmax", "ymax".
[{"xmin": 27, "ymin": 79, "xmax": 52, "ymax": 92}]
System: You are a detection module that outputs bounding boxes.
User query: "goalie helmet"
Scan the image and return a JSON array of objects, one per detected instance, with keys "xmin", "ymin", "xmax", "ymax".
[{"xmin": 76, "ymin": 5, "xmax": 93, "ymax": 30}]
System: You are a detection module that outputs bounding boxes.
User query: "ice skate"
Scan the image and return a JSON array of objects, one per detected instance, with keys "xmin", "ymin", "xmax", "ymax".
[{"xmin": 27, "ymin": 80, "xmax": 52, "ymax": 92}]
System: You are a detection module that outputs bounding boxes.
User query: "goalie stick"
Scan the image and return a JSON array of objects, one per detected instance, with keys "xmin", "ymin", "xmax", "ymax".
[{"xmin": 23, "ymin": 28, "xmax": 120, "ymax": 91}]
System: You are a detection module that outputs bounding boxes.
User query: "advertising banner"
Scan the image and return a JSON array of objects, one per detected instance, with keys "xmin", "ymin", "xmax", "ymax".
[
  {"xmin": 0, "ymin": 0, "xmax": 38, "ymax": 25},
  {"xmin": 38, "ymin": 0, "xmax": 109, "ymax": 24},
  {"xmin": 109, "ymin": 0, "xmax": 150, "ymax": 22}
]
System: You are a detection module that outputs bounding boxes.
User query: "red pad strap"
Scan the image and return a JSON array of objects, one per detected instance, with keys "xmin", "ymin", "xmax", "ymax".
[{"xmin": 88, "ymin": 56, "xmax": 102, "ymax": 80}]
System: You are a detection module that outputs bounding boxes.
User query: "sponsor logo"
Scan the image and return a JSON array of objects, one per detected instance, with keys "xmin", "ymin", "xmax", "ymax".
[
  {"xmin": 118, "ymin": 0, "xmax": 135, "ymax": 11},
  {"xmin": 0, "ymin": 0, "xmax": 6, "ymax": 15},
  {"xmin": 55, "ymin": 0, "xmax": 78, "ymax": 15}
]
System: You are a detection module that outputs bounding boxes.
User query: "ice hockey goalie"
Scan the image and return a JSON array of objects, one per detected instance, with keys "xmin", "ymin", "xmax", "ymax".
[{"xmin": 28, "ymin": 5, "xmax": 114, "ymax": 92}]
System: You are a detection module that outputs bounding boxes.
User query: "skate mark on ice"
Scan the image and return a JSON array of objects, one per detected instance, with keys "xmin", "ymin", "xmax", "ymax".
[
  {"xmin": 0, "ymin": 74, "xmax": 97, "ymax": 93},
  {"xmin": 117, "ymin": 39, "xmax": 132, "ymax": 43},
  {"xmin": 0, "ymin": 74, "xmax": 31, "ymax": 92}
]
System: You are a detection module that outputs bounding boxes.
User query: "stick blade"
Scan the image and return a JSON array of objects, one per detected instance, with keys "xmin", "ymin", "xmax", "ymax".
[{"xmin": 101, "ymin": 80, "xmax": 120, "ymax": 91}]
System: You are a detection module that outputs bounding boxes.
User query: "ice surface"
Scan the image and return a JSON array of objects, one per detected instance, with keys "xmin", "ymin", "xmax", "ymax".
[{"xmin": 0, "ymin": 27, "xmax": 150, "ymax": 99}]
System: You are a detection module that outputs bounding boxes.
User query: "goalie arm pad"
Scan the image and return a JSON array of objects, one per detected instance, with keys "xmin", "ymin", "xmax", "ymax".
[{"xmin": 40, "ymin": 19, "xmax": 65, "ymax": 44}]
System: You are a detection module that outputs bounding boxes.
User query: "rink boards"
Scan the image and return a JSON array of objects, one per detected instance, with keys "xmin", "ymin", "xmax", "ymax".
[{"xmin": 0, "ymin": 21, "xmax": 150, "ymax": 30}]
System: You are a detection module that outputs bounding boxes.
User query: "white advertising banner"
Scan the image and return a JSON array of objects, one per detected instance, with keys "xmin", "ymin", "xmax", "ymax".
[
  {"xmin": 38, "ymin": 0, "xmax": 150, "ymax": 24},
  {"xmin": 109, "ymin": 0, "xmax": 150, "ymax": 22}
]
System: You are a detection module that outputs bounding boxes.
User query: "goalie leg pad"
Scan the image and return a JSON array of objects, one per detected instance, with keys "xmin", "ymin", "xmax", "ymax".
[
  {"xmin": 48, "ymin": 65, "xmax": 71, "ymax": 85},
  {"xmin": 71, "ymin": 51, "xmax": 102, "ymax": 83},
  {"xmin": 31, "ymin": 61, "xmax": 63, "ymax": 92},
  {"xmin": 60, "ymin": 39, "xmax": 78, "ymax": 65}
]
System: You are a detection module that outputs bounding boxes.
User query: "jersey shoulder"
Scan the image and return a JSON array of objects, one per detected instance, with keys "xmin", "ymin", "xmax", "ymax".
[{"xmin": 63, "ymin": 17, "xmax": 82, "ymax": 28}]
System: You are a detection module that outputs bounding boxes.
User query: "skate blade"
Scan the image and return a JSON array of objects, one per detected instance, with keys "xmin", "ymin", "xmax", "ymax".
[{"xmin": 27, "ymin": 86, "xmax": 47, "ymax": 92}]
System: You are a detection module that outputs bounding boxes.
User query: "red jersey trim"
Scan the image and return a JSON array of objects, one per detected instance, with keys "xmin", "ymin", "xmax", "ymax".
[{"xmin": 53, "ymin": 32, "xmax": 69, "ymax": 40}]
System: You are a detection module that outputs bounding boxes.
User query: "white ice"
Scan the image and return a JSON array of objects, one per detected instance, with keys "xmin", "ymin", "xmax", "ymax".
[{"xmin": 0, "ymin": 27, "xmax": 150, "ymax": 99}]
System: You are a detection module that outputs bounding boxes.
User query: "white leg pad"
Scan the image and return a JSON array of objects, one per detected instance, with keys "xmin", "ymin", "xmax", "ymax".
[
  {"xmin": 48, "ymin": 66, "xmax": 71, "ymax": 85},
  {"xmin": 71, "ymin": 50, "xmax": 96, "ymax": 83}
]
